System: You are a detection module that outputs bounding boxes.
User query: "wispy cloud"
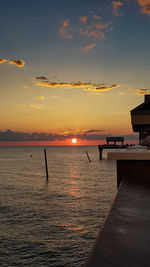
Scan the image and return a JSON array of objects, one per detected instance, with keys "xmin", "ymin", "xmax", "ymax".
[
  {"xmin": 92, "ymin": 15, "xmax": 101, "ymax": 20},
  {"xmin": 22, "ymin": 85, "xmax": 29, "ymax": 89},
  {"xmin": 80, "ymin": 22, "xmax": 112, "ymax": 40},
  {"xmin": 57, "ymin": 1, "xmax": 150, "ymax": 55},
  {"xmin": 118, "ymin": 91, "xmax": 125, "ymax": 95},
  {"xmin": 84, "ymin": 43, "xmax": 96, "ymax": 52},
  {"xmin": 130, "ymin": 87, "xmax": 150, "ymax": 94},
  {"xmin": 80, "ymin": 20, "xmax": 113, "ymax": 52},
  {"xmin": 95, "ymin": 84, "xmax": 120, "ymax": 91},
  {"xmin": 36, "ymin": 96, "xmax": 45, "ymax": 100},
  {"xmin": 59, "ymin": 11, "xmax": 113, "ymax": 53},
  {"xmin": 137, "ymin": 0, "xmax": 150, "ymax": 15},
  {"xmin": 22, "ymin": 104, "xmax": 42, "ymax": 109},
  {"xmin": 35, "ymin": 76, "xmax": 120, "ymax": 92},
  {"xmin": 49, "ymin": 95, "xmax": 59, "ymax": 99},
  {"xmin": 112, "ymin": 1, "xmax": 123, "ymax": 16},
  {"xmin": 85, "ymin": 129, "xmax": 103, "ymax": 133},
  {"xmin": 59, "ymin": 19, "xmax": 74, "ymax": 39},
  {"xmin": 0, "ymin": 58, "xmax": 7, "ymax": 64},
  {"xmin": 84, "ymin": 83, "xmax": 120, "ymax": 91},
  {"xmin": 9, "ymin": 60, "xmax": 25, "ymax": 67},
  {"xmin": 88, "ymin": 91, "xmax": 103, "ymax": 96},
  {"xmin": 136, "ymin": 88, "xmax": 150, "ymax": 95}
]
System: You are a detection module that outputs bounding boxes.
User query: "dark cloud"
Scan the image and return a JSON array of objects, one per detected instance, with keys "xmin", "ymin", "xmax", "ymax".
[
  {"xmin": 35, "ymin": 76, "xmax": 120, "ymax": 92},
  {"xmin": 0, "ymin": 58, "xmax": 7, "ymax": 64},
  {"xmin": 9, "ymin": 60, "xmax": 25, "ymax": 67},
  {"xmin": 0, "ymin": 129, "xmax": 137, "ymax": 142},
  {"xmin": 95, "ymin": 84, "xmax": 120, "ymax": 91},
  {"xmin": 85, "ymin": 129, "xmax": 103, "ymax": 133},
  {"xmin": 123, "ymin": 134, "xmax": 138, "ymax": 140},
  {"xmin": 0, "ymin": 58, "xmax": 25, "ymax": 67},
  {"xmin": 137, "ymin": 88, "xmax": 150, "ymax": 95},
  {"xmin": 0, "ymin": 129, "xmax": 66, "ymax": 141},
  {"xmin": 131, "ymin": 87, "xmax": 150, "ymax": 95},
  {"xmin": 35, "ymin": 76, "xmax": 48, "ymax": 80},
  {"xmin": 76, "ymin": 133, "xmax": 108, "ymax": 140}
]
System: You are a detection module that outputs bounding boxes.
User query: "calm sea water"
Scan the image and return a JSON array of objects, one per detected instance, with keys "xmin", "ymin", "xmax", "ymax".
[{"xmin": 0, "ymin": 146, "xmax": 117, "ymax": 266}]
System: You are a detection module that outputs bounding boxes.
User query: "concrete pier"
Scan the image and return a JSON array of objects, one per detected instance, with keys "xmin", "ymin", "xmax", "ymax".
[
  {"xmin": 85, "ymin": 180, "xmax": 150, "ymax": 267},
  {"xmin": 85, "ymin": 150, "xmax": 150, "ymax": 267}
]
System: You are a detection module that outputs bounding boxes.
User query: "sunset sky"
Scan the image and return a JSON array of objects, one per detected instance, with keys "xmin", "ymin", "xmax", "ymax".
[{"xmin": 1, "ymin": 0, "xmax": 150, "ymax": 145}]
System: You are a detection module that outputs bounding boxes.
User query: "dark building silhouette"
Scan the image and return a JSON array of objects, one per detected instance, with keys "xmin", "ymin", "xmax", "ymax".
[
  {"xmin": 131, "ymin": 95, "xmax": 150, "ymax": 141},
  {"xmin": 106, "ymin": 137, "xmax": 124, "ymax": 146}
]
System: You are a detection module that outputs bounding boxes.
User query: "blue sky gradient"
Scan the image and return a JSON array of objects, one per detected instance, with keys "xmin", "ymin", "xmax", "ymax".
[{"xmin": 1, "ymin": 0, "xmax": 150, "ymax": 144}]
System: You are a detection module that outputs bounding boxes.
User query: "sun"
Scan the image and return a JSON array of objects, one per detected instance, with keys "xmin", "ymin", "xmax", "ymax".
[{"xmin": 72, "ymin": 138, "xmax": 77, "ymax": 144}]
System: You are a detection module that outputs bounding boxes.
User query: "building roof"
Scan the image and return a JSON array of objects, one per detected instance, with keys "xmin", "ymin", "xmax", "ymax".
[
  {"xmin": 106, "ymin": 137, "xmax": 124, "ymax": 142},
  {"xmin": 131, "ymin": 95, "xmax": 150, "ymax": 115}
]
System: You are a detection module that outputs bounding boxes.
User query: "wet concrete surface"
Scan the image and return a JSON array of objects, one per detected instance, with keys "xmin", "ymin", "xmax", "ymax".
[{"xmin": 85, "ymin": 181, "xmax": 150, "ymax": 267}]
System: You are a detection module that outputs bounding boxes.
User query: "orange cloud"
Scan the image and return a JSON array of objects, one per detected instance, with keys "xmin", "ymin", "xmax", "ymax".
[
  {"xmin": 95, "ymin": 84, "xmax": 120, "ymax": 91},
  {"xmin": 36, "ymin": 80, "xmax": 96, "ymax": 88},
  {"xmin": 84, "ymin": 43, "xmax": 96, "ymax": 53},
  {"xmin": 80, "ymin": 21, "xmax": 112, "ymax": 40},
  {"xmin": 130, "ymin": 87, "xmax": 150, "ymax": 94},
  {"xmin": 9, "ymin": 60, "xmax": 25, "ymax": 67},
  {"xmin": 80, "ymin": 16, "xmax": 87, "ymax": 23},
  {"xmin": 59, "ymin": 19, "xmax": 74, "ymax": 39},
  {"xmin": 137, "ymin": 0, "xmax": 150, "ymax": 14},
  {"xmin": 89, "ymin": 30, "xmax": 105, "ymax": 40},
  {"xmin": 35, "ymin": 76, "xmax": 120, "ymax": 92},
  {"xmin": 0, "ymin": 58, "xmax": 7, "ymax": 64},
  {"xmin": 0, "ymin": 58, "xmax": 25, "ymax": 67},
  {"xmin": 136, "ymin": 88, "xmax": 150, "ymax": 94},
  {"xmin": 58, "ymin": 14, "xmax": 113, "ymax": 54},
  {"xmin": 85, "ymin": 84, "xmax": 120, "ymax": 91},
  {"xmin": 112, "ymin": 1, "xmax": 123, "ymax": 16}
]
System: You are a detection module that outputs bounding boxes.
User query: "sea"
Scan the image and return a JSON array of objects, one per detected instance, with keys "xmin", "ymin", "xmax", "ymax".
[{"xmin": 0, "ymin": 146, "xmax": 117, "ymax": 266}]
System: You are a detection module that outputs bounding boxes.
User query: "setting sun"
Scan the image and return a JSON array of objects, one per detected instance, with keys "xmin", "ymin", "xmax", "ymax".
[{"xmin": 72, "ymin": 138, "xmax": 77, "ymax": 144}]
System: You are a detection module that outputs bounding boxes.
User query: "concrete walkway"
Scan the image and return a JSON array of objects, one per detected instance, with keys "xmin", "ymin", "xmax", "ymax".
[{"xmin": 85, "ymin": 181, "xmax": 150, "ymax": 267}]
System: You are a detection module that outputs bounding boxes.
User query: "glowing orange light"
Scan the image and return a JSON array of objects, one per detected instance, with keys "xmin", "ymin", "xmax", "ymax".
[{"xmin": 72, "ymin": 138, "xmax": 77, "ymax": 144}]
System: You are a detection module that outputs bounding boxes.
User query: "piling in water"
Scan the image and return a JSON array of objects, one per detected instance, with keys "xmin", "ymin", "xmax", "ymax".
[
  {"xmin": 98, "ymin": 145, "xmax": 103, "ymax": 160},
  {"xmin": 85, "ymin": 151, "xmax": 91, "ymax": 162},
  {"xmin": 44, "ymin": 148, "xmax": 49, "ymax": 181}
]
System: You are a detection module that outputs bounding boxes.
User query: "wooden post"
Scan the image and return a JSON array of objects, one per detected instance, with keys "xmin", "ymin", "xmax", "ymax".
[
  {"xmin": 98, "ymin": 145, "xmax": 103, "ymax": 160},
  {"xmin": 85, "ymin": 151, "xmax": 91, "ymax": 162},
  {"xmin": 44, "ymin": 148, "xmax": 49, "ymax": 181}
]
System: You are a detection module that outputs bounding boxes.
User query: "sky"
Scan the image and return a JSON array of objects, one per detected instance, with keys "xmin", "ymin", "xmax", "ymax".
[{"xmin": 0, "ymin": 0, "xmax": 150, "ymax": 146}]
